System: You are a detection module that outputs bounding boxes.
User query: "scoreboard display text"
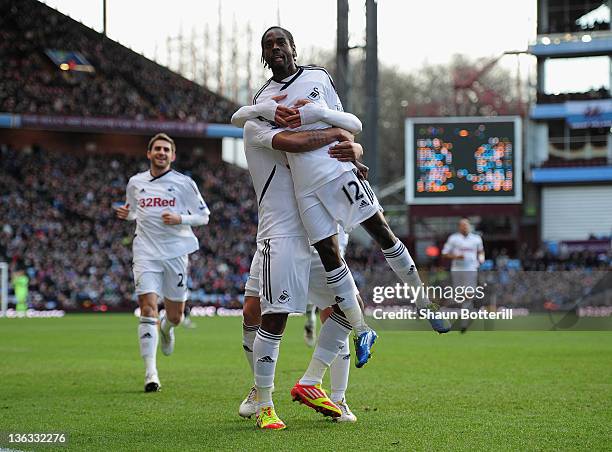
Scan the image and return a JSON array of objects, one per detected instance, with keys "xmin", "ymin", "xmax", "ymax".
[{"xmin": 405, "ymin": 117, "xmax": 522, "ymax": 204}]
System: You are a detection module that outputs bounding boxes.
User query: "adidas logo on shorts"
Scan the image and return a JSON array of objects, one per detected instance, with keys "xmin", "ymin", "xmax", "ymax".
[
  {"xmin": 359, "ymin": 199, "xmax": 370, "ymax": 209},
  {"xmin": 140, "ymin": 332, "xmax": 152, "ymax": 339}
]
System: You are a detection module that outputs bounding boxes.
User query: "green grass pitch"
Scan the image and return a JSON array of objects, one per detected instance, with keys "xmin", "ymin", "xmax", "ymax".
[{"xmin": 1, "ymin": 314, "xmax": 611, "ymax": 451}]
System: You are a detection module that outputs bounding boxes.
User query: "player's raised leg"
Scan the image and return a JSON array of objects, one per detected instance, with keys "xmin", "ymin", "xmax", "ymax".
[
  {"xmin": 361, "ymin": 211, "xmax": 451, "ymax": 333},
  {"xmin": 137, "ymin": 292, "xmax": 161, "ymax": 392}
]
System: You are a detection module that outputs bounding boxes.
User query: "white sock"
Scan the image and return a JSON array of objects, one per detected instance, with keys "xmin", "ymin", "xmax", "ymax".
[
  {"xmin": 138, "ymin": 316, "xmax": 158, "ymax": 375},
  {"xmin": 160, "ymin": 313, "xmax": 183, "ymax": 335},
  {"xmin": 330, "ymin": 327, "xmax": 351, "ymax": 402},
  {"xmin": 300, "ymin": 312, "xmax": 351, "ymax": 386},
  {"xmin": 242, "ymin": 323, "xmax": 259, "ymax": 375},
  {"xmin": 326, "ymin": 262, "xmax": 368, "ymax": 333},
  {"xmin": 383, "ymin": 240, "xmax": 430, "ymax": 308},
  {"xmin": 305, "ymin": 304, "xmax": 316, "ymax": 329},
  {"xmin": 253, "ymin": 328, "xmax": 282, "ymax": 409}
]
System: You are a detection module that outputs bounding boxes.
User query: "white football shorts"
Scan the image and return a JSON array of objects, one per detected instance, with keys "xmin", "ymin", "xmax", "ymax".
[
  {"xmin": 297, "ymin": 170, "xmax": 380, "ymax": 244},
  {"xmin": 133, "ymin": 255, "xmax": 189, "ymax": 302},
  {"xmin": 245, "ymin": 241, "xmax": 358, "ymax": 313},
  {"xmin": 257, "ymin": 236, "xmax": 312, "ymax": 315}
]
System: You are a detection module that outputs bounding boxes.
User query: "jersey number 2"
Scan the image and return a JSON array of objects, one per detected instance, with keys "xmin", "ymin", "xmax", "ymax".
[
  {"xmin": 342, "ymin": 181, "xmax": 364, "ymax": 205},
  {"xmin": 177, "ymin": 273, "xmax": 184, "ymax": 287}
]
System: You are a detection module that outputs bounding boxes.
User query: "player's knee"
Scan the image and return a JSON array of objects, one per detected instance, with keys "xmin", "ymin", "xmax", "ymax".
[
  {"xmin": 140, "ymin": 305, "xmax": 157, "ymax": 318},
  {"xmin": 167, "ymin": 312, "xmax": 183, "ymax": 325},
  {"xmin": 261, "ymin": 313, "xmax": 288, "ymax": 335}
]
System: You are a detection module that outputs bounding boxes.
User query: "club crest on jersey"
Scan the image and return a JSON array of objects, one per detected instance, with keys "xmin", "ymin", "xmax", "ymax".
[
  {"xmin": 138, "ymin": 197, "xmax": 176, "ymax": 208},
  {"xmin": 277, "ymin": 290, "xmax": 291, "ymax": 304},
  {"xmin": 307, "ymin": 87, "xmax": 320, "ymax": 100}
]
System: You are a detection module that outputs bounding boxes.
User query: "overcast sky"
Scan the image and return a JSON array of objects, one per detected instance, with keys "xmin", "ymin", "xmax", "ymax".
[
  {"xmin": 40, "ymin": 0, "xmax": 607, "ymax": 94},
  {"xmin": 41, "ymin": 1, "xmax": 536, "ymax": 68}
]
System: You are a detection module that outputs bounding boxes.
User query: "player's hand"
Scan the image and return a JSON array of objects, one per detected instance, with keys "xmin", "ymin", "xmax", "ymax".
[
  {"xmin": 271, "ymin": 94, "xmax": 297, "ymax": 128},
  {"xmin": 329, "ymin": 141, "xmax": 363, "ymax": 162},
  {"xmin": 115, "ymin": 204, "xmax": 130, "ymax": 220},
  {"xmin": 161, "ymin": 212, "xmax": 182, "ymax": 225},
  {"xmin": 293, "ymin": 99, "xmax": 313, "ymax": 108},
  {"xmin": 285, "ymin": 100, "xmax": 315, "ymax": 128},
  {"xmin": 354, "ymin": 161, "xmax": 369, "ymax": 180}
]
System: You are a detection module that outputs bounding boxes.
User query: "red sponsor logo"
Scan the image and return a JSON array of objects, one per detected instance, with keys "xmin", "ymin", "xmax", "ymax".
[{"xmin": 138, "ymin": 197, "xmax": 176, "ymax": 208}]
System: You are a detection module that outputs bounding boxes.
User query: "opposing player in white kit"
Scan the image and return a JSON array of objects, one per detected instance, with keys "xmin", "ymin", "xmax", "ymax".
[
  {"xmin": 442, "ymin": 218, "xmax": 485, "ymax": 333},
  {"xmin": 115, "ymin": 133, "xmax": 210, "ymax": 392},
  {"xmin": 235, "ymin": 26, "xmax": 450, "ymax": 336}
]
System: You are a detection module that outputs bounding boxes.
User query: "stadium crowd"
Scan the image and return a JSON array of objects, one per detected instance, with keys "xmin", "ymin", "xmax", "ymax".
[
  {"xmin": 0, "ymin": 144, "xmax": 255, "ymax": 311},
  {"xmin": 0, "ymin": 0, "xmax": 235, "ymax": 122},
  {"xmin": 1, "ymin": 142, "xmax": 610, "ymax": 312}
]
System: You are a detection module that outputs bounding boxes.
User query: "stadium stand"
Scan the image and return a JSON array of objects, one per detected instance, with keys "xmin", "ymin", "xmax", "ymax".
[
  {"xmin": 0, "ymin": 143, "xmax": 609, "ymax": 311},
  {"xmin": 0, "ymin": 144, "xmax": 256, "ymax": 311},
  {"xmin": 0, "ymin": 0, "xmax": 236, "ymax": 122}
]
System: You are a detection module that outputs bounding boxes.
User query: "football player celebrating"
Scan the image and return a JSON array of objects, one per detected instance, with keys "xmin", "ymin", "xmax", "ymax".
[{"xmin": 116, "ymin": 133, "xmax": 210, "ymax": 392}]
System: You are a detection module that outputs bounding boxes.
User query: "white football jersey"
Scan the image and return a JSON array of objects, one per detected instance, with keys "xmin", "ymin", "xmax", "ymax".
[
  {"xmin": 243, "ymin": 118, "xmax": 307, "ymax": 241},
  {"xmin": 125, "ymin": 169, "xmax": 210, "ymax": 262},
  {"xmin": 253, "ymin": 66, "xmax": 355, "ymax": 196},
  {"xmin": 442, "ymin": 232, "xmax": 484, "ymax": 271}
]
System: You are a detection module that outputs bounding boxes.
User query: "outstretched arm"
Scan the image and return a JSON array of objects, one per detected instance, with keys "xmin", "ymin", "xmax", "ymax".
[
  {"xmin": 231, "ymin": 95, "xmax": 297, "ymax": 128},
  {"xmin": 231, "ymin": 101, "xmax": 277, "ymax": 128}
]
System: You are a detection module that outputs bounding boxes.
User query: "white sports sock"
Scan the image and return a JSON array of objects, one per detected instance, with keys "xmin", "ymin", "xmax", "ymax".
[
  {"xmin": 138, "ymin": 316, "xmax": 158, "ymax": 375},
  {"xmin": 253, "ymin": 328, "xmax": 282, "ymax": 409},
  {"xmin": 305, "ymin": 304, "xmax": 316, "ymax": 329},
  {"xmin": 160, "ymin": 313, "xmax": 183, "ymax": 335},
  {"xmin": 326, "ymin": 263, "xmax": 368, "ymax": 333},
  {"xmin": 300, "ymin": 312, "xmax": 351, "ymax": 386},
  {"xmin": 383, "ymin": 240, "xmax": 430, "ymax": 308},
  {"xmin": 330, "ymin": 333, "xmax": 351, "ymax": 402},
  {"xmin": 242, "ymin": 323, "xmax": 259, "ymax": 375}
]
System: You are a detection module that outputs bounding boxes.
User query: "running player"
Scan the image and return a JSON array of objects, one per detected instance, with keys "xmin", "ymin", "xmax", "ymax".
[
  {"xmin": 235, "ymin": 26, "xmax": 450, "ymax": 334},
  {"xmin": 115, "ymin": 133, "xmax": 210, "ymax": 392}
]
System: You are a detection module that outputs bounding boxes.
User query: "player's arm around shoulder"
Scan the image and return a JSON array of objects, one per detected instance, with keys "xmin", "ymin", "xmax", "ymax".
[{"xmin": 271, "ymin": 127, "xmax": 354, "ymax": 153}]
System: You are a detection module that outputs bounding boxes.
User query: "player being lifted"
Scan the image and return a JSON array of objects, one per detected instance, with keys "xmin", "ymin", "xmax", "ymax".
[
  {"xmin": 115, "ymin": 133, "xmax": 210, "ymax": 392},
  {"xmin": 233, "ymin": 26, "xmax": 450, "ymax": 336},
  {"xmin": 236, "ymin": 108, "xmax": 364, "ymax": 428}
]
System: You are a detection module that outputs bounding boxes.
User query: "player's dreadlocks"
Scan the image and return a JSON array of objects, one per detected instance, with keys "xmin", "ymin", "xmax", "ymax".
[{"xmin": 260, "ymin": 26, "xmax": 296, "ymax": 68}]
